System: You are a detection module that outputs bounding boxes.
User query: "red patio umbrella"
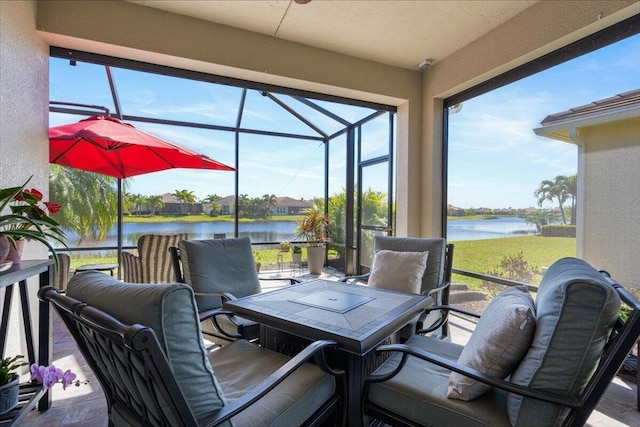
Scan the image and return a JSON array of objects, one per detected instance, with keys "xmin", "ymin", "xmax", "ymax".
[
  {"xmin": 50, "ymin": 115, "xmax": 234, "ymax": 178},
  {"xmin": 49, "ymin": 115, "xmax": 235, "ymax": 274}
]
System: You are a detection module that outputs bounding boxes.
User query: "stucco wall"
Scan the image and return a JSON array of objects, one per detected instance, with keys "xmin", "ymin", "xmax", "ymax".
[
  {"xmin": 578, "ymin": 118, "xmax": 640, "ymax": 288},
  {"xmin": 0, "ymin": 0, "xmax": 50, "ymax": 362}
]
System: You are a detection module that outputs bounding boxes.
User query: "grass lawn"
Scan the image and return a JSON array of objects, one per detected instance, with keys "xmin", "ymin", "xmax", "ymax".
[
  {"xmin": 64, "ymin": 234, "xmax": 576, "ymax": 290},
  {"xmin": 451, "ymin": 235, "xmax": 576, "ymax": 289},
  {"xmin": 64, "ymin": 245, "xmax": 338, "ymax": 274}
]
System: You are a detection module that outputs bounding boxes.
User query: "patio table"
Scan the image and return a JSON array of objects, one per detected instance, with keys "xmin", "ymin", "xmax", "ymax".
[
  {"xmin": 223, "ymin": 278, "xmax": 430, "ymax": 425},
  {"xmin": 74, "ymin": 263, "xmax": 118, "ymax": 276}
]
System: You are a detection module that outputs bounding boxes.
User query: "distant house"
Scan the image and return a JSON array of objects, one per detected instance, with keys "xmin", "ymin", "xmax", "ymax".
[
  {"xmin": 160, "ymin": 193, "xmax": 203, "ymax": 214},
  {"xmin": 214, "ymin": 195, "xmax": 313, "ymax": 216},
  {"xmin": 216, "ymin": 195, "xmax": 235, "ymax": 215},
  {"xmin": 274, "ymin": 197, "xmax": 313, "ymax": 215},
  {"xmin": 447, "ymin": 204, "xmax": 464, "ymax": 216}
]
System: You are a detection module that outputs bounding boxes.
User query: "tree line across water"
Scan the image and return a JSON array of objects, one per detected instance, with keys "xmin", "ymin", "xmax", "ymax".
[{"xmin": 50, "ymin": 165, "xmax": 574, "ymax": 245}]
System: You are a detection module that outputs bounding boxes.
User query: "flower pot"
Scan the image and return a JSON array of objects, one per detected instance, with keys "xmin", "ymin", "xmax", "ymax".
[
  {"xmin": 6, "ymin": 239, "xmax": 24, "ymax": 264},
  {"xmin": 0, "ymin": 374, "xmax": 19, "ymax": 415},
  {"xmin": 0, "ymin": 236, "xmax": 9, "ymax": 264},
  {"xmin": 292, "ymin": 252, "xmax": 302, "ymax": 264},
  {"xmin": 306, "ymin": 246, "xmax": 325, "ymax": 275}
]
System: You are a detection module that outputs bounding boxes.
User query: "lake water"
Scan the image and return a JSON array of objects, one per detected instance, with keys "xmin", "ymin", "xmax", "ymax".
[
  {"xmin": 61, "ymin": 216, "xmax": 537, "ymax": 249},
  {"xmin": 64, "ymin": 220, "xmax": 301, "ymax": 248},
  {"xmin": 447, "ymin": 216, "xmax": 537, "ymax": 242}
]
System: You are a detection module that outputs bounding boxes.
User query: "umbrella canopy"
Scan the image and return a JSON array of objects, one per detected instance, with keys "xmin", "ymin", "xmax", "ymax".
[
  {"xmin": 50, "ymin": 115, "xmax": 234, "ymax": 178},
  {"xmin": 49, "ymin": 115, "xmax": 235, "ymax": 276}
]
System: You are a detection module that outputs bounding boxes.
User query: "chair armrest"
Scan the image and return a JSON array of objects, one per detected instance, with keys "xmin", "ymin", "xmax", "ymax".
[
  {"xmin": 199, "ymin": 309, "xmax": 244, "ymax": 340},
  {"xmin": 367, "ymin": 343, "xmax": 580, "ymax": 408},
  {"xmin": 258, "ymin": 276, "xmax": 302, "ymax": 285},
  {"xmin": 194, "ymin": 291, "xmax": 237, "ymax": 302},
  {"xmin": 416, "ymin": 289, "xmax": 483, "ymax": 334},
  {"xmin": 426, "ymin": 304, "xmax": 483, "ymax": 319},
  {"xmin": 200, "ymin": 340, "xmax": 345, "ymax": 425},
  {"xmin": 339, "ymin": 273, "xmax": 370, "ymax": 284}
]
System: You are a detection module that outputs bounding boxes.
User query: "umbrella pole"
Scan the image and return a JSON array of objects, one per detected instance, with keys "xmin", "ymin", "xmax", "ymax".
[{"xmin": 117, "ymin": 178, "xmax": 123, "ymax": 279}]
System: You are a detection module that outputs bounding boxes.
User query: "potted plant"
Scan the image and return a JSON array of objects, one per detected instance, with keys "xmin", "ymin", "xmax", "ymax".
[
  {"xmin": 292, "ymin": 245, "xmax": 303, "ymax": 264},
  {"xmin": 279, "ymin": 240, "xmax": 291, "ymax": 252},
  {"xmin": 0, "ymin": 355, "xmax": 27, "ymax": 414},
  {"xmin": 295, "ymin": 207, "xmax": 329, "ymax": 275},
  {"xmin": 0, "ymin": 177, "xmax": 66, "ymax": 266}
]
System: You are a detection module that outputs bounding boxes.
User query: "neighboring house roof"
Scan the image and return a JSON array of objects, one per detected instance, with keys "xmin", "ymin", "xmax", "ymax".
[
  {"xmin": 161, "ymin": 193, "xmax": 179, "ymax": 203},
  {"xmin": 216, "ymin": 195, "xmax": 235, "ymax": 205},
  {"xmin": 276, "ymin": 197, "xmax": 312, "ymax": 208},
  {"xmin": 534, "ymin": 89, "xmax": 640, "ymax": 143}
]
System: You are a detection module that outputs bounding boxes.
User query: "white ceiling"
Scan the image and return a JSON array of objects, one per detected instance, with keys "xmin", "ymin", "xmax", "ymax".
[{"xmin": 129, "ymin": 0, "xmax": 538, "ymax": 71}]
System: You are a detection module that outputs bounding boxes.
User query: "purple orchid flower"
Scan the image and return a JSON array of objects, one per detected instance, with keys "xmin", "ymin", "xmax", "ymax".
[
  {"xmin": 29, "ymin": 363, "xmax": 77, "ymax": 390},
  {"xmin": 61, "ymin": 369, "xmax": 77, "ymax": 390}
]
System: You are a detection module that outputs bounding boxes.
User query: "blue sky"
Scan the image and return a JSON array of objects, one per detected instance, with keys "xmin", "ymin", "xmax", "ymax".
[
  {"xmin": 447, "ymin": 33, "xmax": 640, "ymax": 209},
  {"xmin": 50, "ymin": 62, "xmax": 390, "ymax": 201},
  {"xmin": 50, "ymin": 33, "xmax": 639, "ymax": 208}
]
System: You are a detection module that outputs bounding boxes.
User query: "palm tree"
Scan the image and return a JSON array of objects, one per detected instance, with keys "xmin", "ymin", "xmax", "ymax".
[
  {"xmin": 129, "ymin": 193, "xmax": 146, "ymax": 216},
  {"xmin": 147, "ymin": 195, "xmax": 164, "ymax": 216},
  {"xmin": 49, "ymin": 165, "xmax": 119, "ymax": 242},
  {"xmin": 534, "ymin": 176, "xmax": 568, "ymax": 224},
  {"xmin": 564, "ymin": 174, "xmax": 577, "ymax": 225},
  {"xmin": 172, "ymin": 189, "xmax": 193, "ymax": 215},
  {"xmin": 238, "ymin": 194, "xmax": 249, "ymax": 217},
  {"xmin": 261, "ymin": 194, "xmax": 277, "ymax": 218},
  {"xmin": 201, "ymin": 194, "xmax": 221, "ymax": 216},
  {"xmin": 183, "ymin": 190, "xmax": 197, "ymax": 214}
]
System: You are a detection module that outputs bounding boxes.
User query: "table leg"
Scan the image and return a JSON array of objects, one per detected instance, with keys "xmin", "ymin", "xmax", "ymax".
[
  {"xmin": 347, "ymin": 353, "xmax": 365, "ymax": 427},
  {"xmin": 0, "ymin": 284, "xmax": 13, "ymax": 355},
  {"xmin": 19, "ymin": 280, "xmax": 36, "ymax": 365}
]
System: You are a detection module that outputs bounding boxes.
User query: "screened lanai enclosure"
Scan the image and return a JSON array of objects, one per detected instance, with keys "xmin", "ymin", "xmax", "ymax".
[{"xmin": 49, "ymin": 48, "xmax": 396, "ymax": 274}]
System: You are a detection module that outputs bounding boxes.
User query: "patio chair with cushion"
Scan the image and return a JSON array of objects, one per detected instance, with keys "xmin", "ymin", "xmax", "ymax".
[
  {"xmin": 121, "ymin": 233, "xmax": 188, "ymax": 283},
  {"xmin": 362, "ymin": 257, "xmax": 640, "ymax": 427},
  {"xmin": 170, "ymin": 237, "xmax": 300, "ymax": 345},
  {"xmin": 341, "ymin": 236, "xmax": 454, "ymax": 339},
  {"xmin": 40, "ymin": 271, "xmax": 345, "ymax": 427}
]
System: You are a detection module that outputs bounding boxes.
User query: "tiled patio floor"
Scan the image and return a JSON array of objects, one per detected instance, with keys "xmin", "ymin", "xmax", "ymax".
[{"xmin": 19, "ymin": 268, "xmax": 640, "ymax": 426}]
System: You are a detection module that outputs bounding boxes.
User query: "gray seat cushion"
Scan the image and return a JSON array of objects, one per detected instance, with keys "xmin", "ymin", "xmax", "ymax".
[
  {"xmin": 179, "ymin": 237, "xmax": 261, "ymax": 311},
  {"xmin": 66, "ymin": 272, "xmax": 228, "ymax": 423},
  {"xmin": 209, "ymin": 339, "xmax": 336, "ymax": 427},
  {"xmin": 368, "ymin": 334, "xmax": 511, "ymax": 427},
  {"xmin": 507, "ymin": 257, "xmax": 621, "ymax": 426}
]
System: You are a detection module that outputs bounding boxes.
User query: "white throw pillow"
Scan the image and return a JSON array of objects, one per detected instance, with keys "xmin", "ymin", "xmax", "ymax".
[
  {"xmin": 448, "ymin": 286, "xmax": 536, "ymax": 401},
  {"xmin": 367, "ymin": 249, "xmax": 429, "ymax": 294}
]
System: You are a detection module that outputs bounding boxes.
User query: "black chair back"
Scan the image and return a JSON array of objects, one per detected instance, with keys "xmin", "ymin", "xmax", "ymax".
[{"xmin": 39, "ymin": 287, "xmax": 198, "ymax": 426}]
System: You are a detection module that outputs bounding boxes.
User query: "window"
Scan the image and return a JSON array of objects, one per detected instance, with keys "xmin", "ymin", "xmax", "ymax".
[
  {"xmin": 49, "ymin": 49, "xmax": 395, "ymax": 273},
  {"xmin": 444, "ymin": 21, "xmax": 640, "ymax": 290}
]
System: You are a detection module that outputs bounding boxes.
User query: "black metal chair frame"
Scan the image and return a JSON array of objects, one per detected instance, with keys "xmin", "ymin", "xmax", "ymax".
[
  {"xmin": 362, "ymin": 271, "xmax": 640, "ymax": 427},
  {"xmin": 169, "ymin": 244, "xmax": 301, "ymax": 341},
  {"xmin": 40, "ymin": 286, "xmax": 345, "ymax": 427}
]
